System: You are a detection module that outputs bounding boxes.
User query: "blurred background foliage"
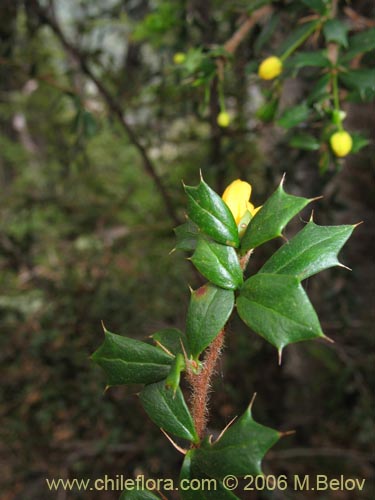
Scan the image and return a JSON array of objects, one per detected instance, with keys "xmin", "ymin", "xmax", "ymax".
[{"xmin": 0, "ymin": 1, "xmax": 374, "ymax": 499}]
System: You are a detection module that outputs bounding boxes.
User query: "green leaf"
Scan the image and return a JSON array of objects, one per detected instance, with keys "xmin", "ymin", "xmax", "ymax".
[
  {"xmin": 286, "ymin": 50, "xmax": 330, "ymax": 69},
  {"xmin": 254, "ymin": 13, "xmax": 280, "ymax": 56},
  {"xmin": 351, "ymin": 132, "xmax": 370, "ymax": 153},
  {"xmin": 342, "ymin": 28, "xmax": 375, "ymax": 61},
  {"xmin": 323, "ymin": 19, "xmax": 348, "ymax": 48},
  {"xmin": 237, "ymin": 274, "xmax": 324, "ymax": 352},
  {"xmin": 180, "ymin": 452, "xmax": 240, "ymax": 500},
  {"xmin": 301, "ymin": 0, "xmax": 329, "ymax": 14},
  {"xmin": 120, "ymin": 490, "xmax": 161, "ymax": 500},
  {"xmin": 191, "ymin": 238, "xmax": 243, "ymax": 290},
  {"xmin": 152, "ymin": 328, "xmax": 188, "ymax": 356},
  {"xmin": 139, "ymin": 380, "xmax": 199, "ymax": 443},
  {"xmin": 184, "ymin": 177, "xmax": 239, "ymax": 248},
  {"xmin": 277, "ymin": 103, "xmax": 310, "ymax": 129},
  {"xmin": 256, "ymin": 98, "xmax": 279, "ymax": 122},
  {"xmin": 241, "ymin": 180, "xmax": 311, "ymax": 251},
  {"xmin": 289, "ymin": 133, "xmax": 320, "ymax": 151},
  {"xmin": 186, "ymin": 283, "xmax": 234, "ymax": 358},
  {"xmin": 173, "ymin": 220, "xmax": 200, "ymax": 252},
  {"xmin": 307, "ymin": 73, "xmax": 330, "ymax": 105},
  {"xmin": 259, "ymin": 221, "xmax": 355, "ymax": 280},
  {"xmin": 92, "ymin": 328, "xmax": 172, "ymax": 386},
  {"xmin": 192, "ymin": 404, "xmax": 281, "ymax": 478},
  {"xmin": 339, "ymin": 69, "xmax": 375, "ymax": 100}
]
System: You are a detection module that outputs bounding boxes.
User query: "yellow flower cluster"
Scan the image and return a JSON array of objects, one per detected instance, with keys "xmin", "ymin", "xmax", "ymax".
[{"xmin": 222, "ymin": 179, "xmax": 261, "ymax": 225}]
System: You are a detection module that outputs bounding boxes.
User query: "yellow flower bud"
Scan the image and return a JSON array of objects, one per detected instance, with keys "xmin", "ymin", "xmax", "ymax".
[
  {"xmin": 330, "ymin": 131, "xmax": 353, "ymax": 157},
  {"xmin": 217, "ymin": 111, "xmax": 231, "ymax": 128},
  {"xmin": 258, "ymin": 56, "xmax": 283, "ymax": 80},
  {"xmin": 173, "ymin": 52, "xmax": 186, "ymax": 65},
  {"xmin": 222, "ymin": 179, "xmax": 260, "ymax": 225}
]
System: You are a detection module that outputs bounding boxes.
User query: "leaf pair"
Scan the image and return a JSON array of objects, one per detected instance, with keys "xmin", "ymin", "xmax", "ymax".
[{"xmin": 92, "ymin": 327, "xmax": 198, "ymax": 444}]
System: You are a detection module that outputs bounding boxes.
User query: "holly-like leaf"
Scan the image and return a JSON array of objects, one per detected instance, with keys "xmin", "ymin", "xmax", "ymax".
[
  {"xmin": 140, "ymin": 380, "xmax": 199, "ymax": 443},
  {"xmin": 241, "ymin": 179, "xmax": 312, "ymax": 252},
  {"xmin": 184, "ymin": 177, "xmax": 239, "ymax": 248},
  {"xmin": 92, "ymin": 328, "xmax": 172, "ymax": 386},
  {"xmin": 323, "ymin": 19, "xmax": 348, "ymax": 48},
  {"xmin": 342, "ymin": 27, "xmax": 375, "ymax": 61},
  {"xmin": 173, "ymin": 220, "xmax": 200, "ymax": 252},
  {"xmin": 259, "ymin": 221, "xmax": 355, "ymax": 280},
  {"xmin": 286, "ymin": 50, "xmax": 330, "ymax": 69},
  {"xmin": 301, "ymin": 0, "xmax": 328, "ymax": 15},
  {"xmin": 186, "ymin": 283, "xmax": 234, "ymax": 358},
  {"xmin": 277, "ymin": 103, "xmax": 310, "ymax": 129},
  {"xmin": 120, "ymin": 490, "xmax": 161, "ymax": 500},
  {"xmin": 152, "ymin": 327, "xmax": 188, "ymax": 356},
  {"xmin": 237, "ymin": 274, "xmax": 324, "ymax": 352},
  {"xmin": 180, "ymin": 452, "xmax": 240, "ymax": 500},
  {"xmin": 191, "ymin": 238, "xmax": 243, "ymax": 290},
  {"xmin": 339, "ymin": 69, "xmax": 375, "ymax": 101},
  {"xmin": 192, "ymin": 404, "xmax": 281, "ymax": 478}
]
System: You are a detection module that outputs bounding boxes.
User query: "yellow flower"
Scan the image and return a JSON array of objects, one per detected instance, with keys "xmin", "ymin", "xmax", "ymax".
[
  {"xmin": 258, "ymin": 56, "xmax": 283, "ymax": 80},
  {"xmin": 217, "ymin": 111, "xmax": 231, "ymax": 128},
  {"xmin": 222, "ymin": 179, "xmax": 261, "ymax": 225},
  {"xmin": 173, "ymin": 52, "xmax": 186, "ymax": 64},
  {"xmin": 330, "ymin": 130, "xmax": 353, "ymax": 157}
]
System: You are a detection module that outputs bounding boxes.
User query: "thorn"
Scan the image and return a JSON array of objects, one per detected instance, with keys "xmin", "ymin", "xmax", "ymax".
[
  {"xmin": 169, "ymin": 247, "xmax": 176, "ymax": 255},
  {"xmin": 309, "ymin": 195, "xmax": 324, "ymax": 203},
  {"xmin": 154, "ymin": 340, "xmax": 174, "ymax": 357},
  {"xmin": 249, "ymin": 392, "xmax": 257, "ymax": 411},
  {"xmin": 280, "ymin": 233, "xmax": 289, "ymax": 243},
  {"xmin": 323, "ymin": 334, "xmax": 335, "ymax": 344},
  {"xmin": 188, "ymin": 284, "xmax": 194, "ymax": 294},
  {"xmin": 278, "ymin": 348, "xmax": 283, "ymax": 366},
  {"xmin": 309, "ymin": 210, "xmax": 314, "ymax": 222},
  {"xmin": 280, "ymin": 173, "xmax": 286, "ymax": 187},
  {"xmin": 337, "ymin": 262, "xmax": 352, "ymax": 272},
  {"xmin": 160, "ymin": 429, "xmax": 187, "ymax": 454},
  {"xmin": 199, "ymin": 169, "xmax": 203, "ymax": 181},
  {"xmin": 214, "ymin": 415, "xmax": 238, "ymax": 443},
  {"xmin": 104, "ymin": 385, "xmax": 110, "ymax": 393},
  {"xmin": 100, "ymin": 320, "xmax": 107, "ymax": 333},
  {"xmin": 280, "ymin": 429, "xmax": 296, "ymax": 437},
  {"xmin": 353, "ymin": 220, "xmax": 364, "ymax": 228}
]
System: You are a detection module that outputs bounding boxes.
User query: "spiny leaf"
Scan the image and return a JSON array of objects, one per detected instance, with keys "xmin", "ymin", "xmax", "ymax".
[
  {"xmin": 180, "ymin": 452, "xmax": 240, "ymax": 500},
  {"xmin": 259, "ymin": 221, "xmax": 355, "ymax": 280},
  {"xmin": 192, "ymin": 404, "xmax": 281, "ymax": 478},
  {"xmin": 173, "ymin": 220, "xmax": 200, "ymax": 252},
  {"xmin": 191, "ymin": 238, "xmax": 243, "ymax": 290},
  {"xmin": 92, "ymin": 328, "xmax": 172, "ymax": 386},
  {"xmin": 241, "ymin": 179, "xmax": 312, "ymax": 252},
  {"xmin": 140, "ymin": 380, "xmax": 199, "ymax": 443},
  {"xmin": 184, "ymin": 177, "xmax": 239, "ymax": 248},
  {"xmin": 237, "ymin": 273, "xmax": 324, "ymax": 352},
  {"xmin": 186, "ymin": 283, "xmax": 234, "ymax": 358}
]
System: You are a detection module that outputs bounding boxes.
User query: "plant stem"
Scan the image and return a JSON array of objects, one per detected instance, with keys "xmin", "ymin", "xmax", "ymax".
[
  {"xmin": 280, "ymin": 20, "xmax": 320, "ymax": 62},
  {"xmin": 187, "ymin": 329, "xmax": 226, "ymax": 443}
]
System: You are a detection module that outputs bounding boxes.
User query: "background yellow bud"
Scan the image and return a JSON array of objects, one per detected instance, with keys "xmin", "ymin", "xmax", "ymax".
[
  {"xmin": 330, "ymin": 131, "xmax": 353, "ymax": 157},
  {"xmin": 173, "ymin": 52, "xmax": 186, "ymax": 64},
  {"xmin": 217, "ymin": 111, "xmax": 231, "ymax": 127},
  {"xmin": 258, "ymin": 56, "xmax": 283, "ymax": 80}
]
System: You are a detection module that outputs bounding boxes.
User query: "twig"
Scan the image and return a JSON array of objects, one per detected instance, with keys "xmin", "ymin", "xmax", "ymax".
[
  {"xmin": 30, "ymin": 0, "xmax": 179, "ymax": 225},
  {"xmin": 187, "ymin": 329, "xmax": 226, "ymax": 442}
]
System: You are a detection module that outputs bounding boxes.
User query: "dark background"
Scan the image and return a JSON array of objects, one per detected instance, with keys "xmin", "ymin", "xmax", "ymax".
[{"xmin": 1, "ymin": 1, "xmax": 374, "ymax": 499}]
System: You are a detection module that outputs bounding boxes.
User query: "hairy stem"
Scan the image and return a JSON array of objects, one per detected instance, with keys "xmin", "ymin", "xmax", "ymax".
[{"xmin": 187, "ymin": 329, "xmax": 226, "ymax": 443}]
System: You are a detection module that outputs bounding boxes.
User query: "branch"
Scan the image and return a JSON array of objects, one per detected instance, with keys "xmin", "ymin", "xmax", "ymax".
[
  {"xmin": 224, "ymin": 6, "xmax": 273, "ymax": 55},
  {"xmin": 30, "ymin": 1, "xmax": 179, "ymax": 225}
]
